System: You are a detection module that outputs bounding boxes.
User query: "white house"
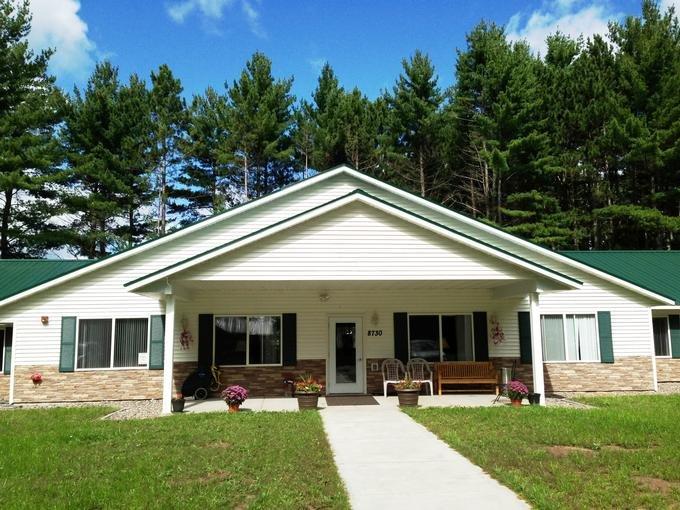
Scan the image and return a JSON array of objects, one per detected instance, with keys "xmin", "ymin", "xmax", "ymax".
[{"xmin": 0, "ymin": 166, "xmax": 678, "ymax": 412}]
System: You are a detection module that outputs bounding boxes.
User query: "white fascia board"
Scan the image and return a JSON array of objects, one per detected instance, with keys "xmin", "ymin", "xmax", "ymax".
[
  {"xmin": 341, "ymin": 167, "xmax": 675, "ymax": 305},
  {"xmin": 127, "ymin": 192, "xmax": 580, "ymax": 292}
]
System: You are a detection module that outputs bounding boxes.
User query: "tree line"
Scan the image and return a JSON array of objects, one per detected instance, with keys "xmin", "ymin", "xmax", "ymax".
[{"xmin": 2, "ymin": 0, "xmax": 680, "ymax": 259}]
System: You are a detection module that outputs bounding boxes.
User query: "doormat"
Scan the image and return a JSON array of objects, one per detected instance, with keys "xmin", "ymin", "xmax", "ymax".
[{"xmin": 325, "ymin": 395, "xmax": 379, "ymax": 406}]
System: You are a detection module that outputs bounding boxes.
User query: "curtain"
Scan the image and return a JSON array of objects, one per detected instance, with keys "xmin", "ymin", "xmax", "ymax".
[
  {"xmin": 114, "ymin": 318, "xmax": 149, "ymax": 367},
  {"xmin": 249, "ymin": 316, "xmax": 281, "ymax": 364},
  {"xmin": 77, "ymin": 319, "xmax": 112, "ymax": 369},
  {"xmin": 541, "ymin": 315, "xmax": 565, "ymax": 361},
  {"xmin": 571, "ymin": 315, "xmax": 599, "ymax": 361}
]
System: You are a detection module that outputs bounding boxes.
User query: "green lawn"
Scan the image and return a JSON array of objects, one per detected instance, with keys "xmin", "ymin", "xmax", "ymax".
[
  {"xmin": 405, "ymin": 395, "xmax": 680, "ymax": 509},
  {"xmin": 0, "ymin": 407, "xmax": 349, "ymax": 509}
]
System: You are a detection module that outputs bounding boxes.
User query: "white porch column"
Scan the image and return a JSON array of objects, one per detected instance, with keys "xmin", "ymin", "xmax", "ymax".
[
  {"xmin": 161, "ymin": 294, "xmax": 176, "ymax": 414},
  {"xmin": 529, "ymin": 292, "xmax": 546, "ymax": 405}
]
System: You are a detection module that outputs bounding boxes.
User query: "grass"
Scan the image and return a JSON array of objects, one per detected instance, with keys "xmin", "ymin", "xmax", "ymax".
[
  {"xmin": 405, "ymin": 395, "xmax": 680, "ymax": 510},
  {"xmin": 0, "ymin": 407, "xmax": 349, "ymax": 509}
]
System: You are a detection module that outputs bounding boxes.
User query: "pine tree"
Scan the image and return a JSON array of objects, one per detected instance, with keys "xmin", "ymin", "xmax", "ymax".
[
  {"xmin": 308, "ymin": 63, "xmax": 346, "ymax": 170},
  {"xmin": 149, "ymin": 64, "xmax": 186, "ymax": 235},
  {"xmin": 173, "ymin": 86, "xmax": 233, "ymax": 225},
  {"xmin": 225, "ymin": 52, "xmax": 296, "ymax": 200},
  {"xmin": 383, "ymin": 50, "xmax": 447, "ymax": 198},
  {"xmin": 62, "ymin": 62, "xmax": 128, "ymax": 258},
  {"xmin": 0, "ymin": 0, "xmax": 65, "ymax": 258}
]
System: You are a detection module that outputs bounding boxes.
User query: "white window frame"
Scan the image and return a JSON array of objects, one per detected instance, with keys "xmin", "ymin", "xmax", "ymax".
[
  {"xmin": 213, "ymin": 314, "xmax": 283, "ymax": 367},
  {"xmin": 406, "ymin": 313, "xmax": 476, "ymax": 362},
  {"xmin": 541, "ymin": 313, "xmax": 601, "ymax": 363},
  {"xmin": 652, "ymin": 316, "xmax": 672, "ymax": 358},
  {"xmin": 0, "ymin": 325, "xmax": 5, "ymax": 373},
  {"xmin": 74, "ymin": 316, "xmax": 151, "ymax": 371}
]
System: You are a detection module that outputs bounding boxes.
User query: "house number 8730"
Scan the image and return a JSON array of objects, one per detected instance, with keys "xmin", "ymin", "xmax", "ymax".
[{"xmin": 367, "ymin": 330, "xmax": 383, "ymax": 336}]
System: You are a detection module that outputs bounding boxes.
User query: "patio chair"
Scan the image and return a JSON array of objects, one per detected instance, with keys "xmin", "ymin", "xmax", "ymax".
[
  {"xmin": 381, "ymin": 358, "xmax": 406, "ymax": 397},
  {"xmin": 406, "ymin": 358, "xmax": 433, "ymax": 395}
]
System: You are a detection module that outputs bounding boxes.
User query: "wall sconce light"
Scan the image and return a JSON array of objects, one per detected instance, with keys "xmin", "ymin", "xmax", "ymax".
[
  {"xmin": 319, "ymin": 292, "xmax": 330, "ymax": 302},
  {"xmin": 40, "ymin": 316, "xmax": 49, "ymax": 325},
  {"xmin": 371, "ymin": 311, "xmax": 379, "ymax": 326}
]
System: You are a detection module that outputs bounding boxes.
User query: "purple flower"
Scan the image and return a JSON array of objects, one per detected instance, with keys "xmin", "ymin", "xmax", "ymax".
[
  {"xmin": 221, "ymin": 385, "xmax": 248, "ymax": 406},
  {"xmin": 506, "ymin": 380, "xmax": 529, "ymax": 400}
]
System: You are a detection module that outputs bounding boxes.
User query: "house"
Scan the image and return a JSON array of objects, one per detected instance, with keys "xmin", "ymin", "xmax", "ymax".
[{"xmin": 0, "ymin": 166, "xmax": 677, "ymax": 412}]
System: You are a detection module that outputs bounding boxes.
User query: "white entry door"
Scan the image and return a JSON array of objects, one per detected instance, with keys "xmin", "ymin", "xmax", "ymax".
[{"xmin": 328, "ymin": 318, "xmax": 364, "ymax": 394}]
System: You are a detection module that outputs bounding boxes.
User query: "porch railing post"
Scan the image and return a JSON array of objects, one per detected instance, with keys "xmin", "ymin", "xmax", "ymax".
[
  {"xmin": 529, "ymin": 292, "xmax": 545, "ymax": 405},
  {"xmin": 162, "ymin": 294, "xmax": 175, "ymax": 414}
]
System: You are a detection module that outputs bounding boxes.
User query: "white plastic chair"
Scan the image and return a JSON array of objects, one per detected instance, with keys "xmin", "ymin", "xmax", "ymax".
[
  {"xmin": 407, "ymin": 358, "xmax": 433, "ymax": 395},
  {"xmin": 381, "ymin": 358, "xmax": 406, "ymax": 397}
]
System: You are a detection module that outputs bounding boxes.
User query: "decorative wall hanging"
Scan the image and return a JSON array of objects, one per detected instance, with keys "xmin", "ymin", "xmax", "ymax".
[
  {"xmin": 490, "ymin": 315, "xmax": 505, "ymax": 345},
  {"xmin": 180, "ymin": 317, "xmax": 193, "ymax": 350}
]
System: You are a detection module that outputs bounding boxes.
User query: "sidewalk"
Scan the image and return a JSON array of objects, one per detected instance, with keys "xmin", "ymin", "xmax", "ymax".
[{"xmin": 320, "ymin": 404, "xmax": 529, "ymax": 510}]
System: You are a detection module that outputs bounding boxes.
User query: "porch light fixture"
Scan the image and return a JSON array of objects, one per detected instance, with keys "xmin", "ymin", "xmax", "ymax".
[
  {"xmin": 371, "ymin": 311, "xmax": 379, "ymax": 325},
  {"xmin": 319, "ymin": 292, "xmax": 330, "ymax": 302},
  {"xmin": 40, "ymin": 316, "xmax": 49, "ymax": 325}
]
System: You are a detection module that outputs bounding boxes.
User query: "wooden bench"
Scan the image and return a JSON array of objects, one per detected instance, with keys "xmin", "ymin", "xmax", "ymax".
[{"xmin": 436, "ymin": 362, "xmax": 498, "ymax": 395}]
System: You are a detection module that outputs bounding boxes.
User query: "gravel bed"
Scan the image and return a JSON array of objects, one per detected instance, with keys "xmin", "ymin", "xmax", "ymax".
[
  {"xmin": 0, "ymin": 399, "xmax": 163, "ymax": 420},
  {"xmin": 658, "ymin": 382, "xmax": 680, "ymax": 394},
  {"xmin": 545, "ymin": 396, "xmax": 594, "ymax": 409}
]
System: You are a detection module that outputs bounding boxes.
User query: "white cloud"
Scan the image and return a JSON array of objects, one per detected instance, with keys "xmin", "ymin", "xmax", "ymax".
[
  {"xmin": 659, "ymin": 0, "xmax": 680, "ymax": 14},
  {"xmin": 26, "ymin": 0, "xmax": 96, "ymax": 81},
  {"xmin": 506, "ymin": 1, "xmax": 621, "ymax": 56},
  {"xmin": 166, "ymin": 0, "xmax": 265, "ymax": 37}
]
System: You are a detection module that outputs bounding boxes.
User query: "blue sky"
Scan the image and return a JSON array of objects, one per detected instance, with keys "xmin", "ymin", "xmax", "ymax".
[{"xmin": 27, "ymin": 0, "xmax": 675, "ymax": 101}]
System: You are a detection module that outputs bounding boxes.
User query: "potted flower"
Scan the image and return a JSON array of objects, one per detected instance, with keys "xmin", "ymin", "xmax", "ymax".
[
  {"xmin": 506, "ymin": 380, "xmax": 529, "ymax": 407},
  {"xmin": 171, "ymin": 392, "xmax": 185, "ymax": 413},
  {"xmin": 395, "ymin": 376, "xmax": 422, "ymax": 407},
  {"xmin": 30, "ymin": 372, "xmax": 43, "ymax": 386},
  {"xmin": 295, "ymin": 374, "xmax": 322, "ymax": 410},
  {"xmin": 222, "ymin": 385, "xmax": 248, "ymax": 412}
]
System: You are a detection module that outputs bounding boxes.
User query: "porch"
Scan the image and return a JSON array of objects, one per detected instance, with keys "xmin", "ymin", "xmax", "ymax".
[{"xmin": 182, "ymin": 393, "xmax": 508, "ymax": 413}]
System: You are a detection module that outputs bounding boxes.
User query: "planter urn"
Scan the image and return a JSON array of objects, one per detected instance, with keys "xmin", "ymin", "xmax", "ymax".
[
  {"xmin": 397, "ymin": 388, "xmax": 420, "ymax": 407},
  {"xmin": 228, "ymin": 403, "xmax": 241, "ymax": 413},
  {"xmin": 296, "ymin": 392, "xmax": 320, "ymax": 410},
  {"xmin": 510, "ymin": 398, "xmax": 523, "ymax": 408},
  {"xmin": 171, "ymin": 398, "xmax": 185, "ymax": 413}
]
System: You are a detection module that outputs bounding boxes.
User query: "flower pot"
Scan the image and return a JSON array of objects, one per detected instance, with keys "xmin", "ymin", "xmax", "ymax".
[
  {"xmin": 297, "ymin": 392, "xmax": 319, "ymax": 410},
  {"xmin": 228, "ymin": 403, "xmax": 241, "ymax": 413},
  {"xmin": 171, "ymin": 398, "xmax": 185, "ymax": 413},
  {"xmin": 528, "ymin": 393, "xmax": 541, "ymax": 405},
  {"xmin": 510, "ymin": 398, "xmax": 523, "ymax": 407},
  {"xmin": 397, "ymin": 389, "xmax": 420, "ymax": 407}
]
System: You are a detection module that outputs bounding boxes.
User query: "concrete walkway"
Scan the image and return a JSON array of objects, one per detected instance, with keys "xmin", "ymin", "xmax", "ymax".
[{"xmin": 320, "ymin": 404, "xmax": 529, "ymax": 510}]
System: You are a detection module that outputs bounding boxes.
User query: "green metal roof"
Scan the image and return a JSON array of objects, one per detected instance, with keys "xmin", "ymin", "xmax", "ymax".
[
  {"xmin": 0, "ymin": 259, "xmax": 94, "ymax": 302},
  {"xmin": 560, "ymin": 251, "xmax": 680, "ymax": 304}
]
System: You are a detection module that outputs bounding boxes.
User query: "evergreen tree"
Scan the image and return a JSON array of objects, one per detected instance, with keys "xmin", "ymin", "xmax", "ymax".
[
  {"xmin": 0, "ymin": 0, "xmax": 65, "ymax": 258},
  {"xmin": 173, "ymin": 87, "xmax": 233, "ymax": 224},
  {"xmin": 383, "ymin": 50, "xmax": 446, "ymax": 198},
  {"xmin": 308, "ymin": 63, "xmax": 346, "ymax": 169},
  {"xmin": 149, "ymin": 64, "xmax": 186, "ymax": 235},
  {"xmin": 225, "ymin": 52, "xmax": 296, "ymax": 200}
]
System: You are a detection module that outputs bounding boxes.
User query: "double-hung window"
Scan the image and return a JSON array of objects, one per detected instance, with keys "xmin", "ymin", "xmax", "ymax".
[
  {"xmin": 77, "ymin": 318, "xmax": 149, "ymax": 369},
  {"xmin": 408, "ymin": 314, "xmax": 474, "ymax": 362},
  {"xmin": 214, "ymin": 315, "xmax": 281, "ymax": 366},
  {"xmin": 652, "ymin": 317, "xmax": 671, "ymax": 357},
  {"xmin": 541, "ymin": 314, "xmax": 599, "ymax": 362}
]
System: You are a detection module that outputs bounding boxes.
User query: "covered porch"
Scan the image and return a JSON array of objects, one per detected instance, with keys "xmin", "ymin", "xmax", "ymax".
[{"xmin": 147, "ymin": 278, "xmax": 561, "ymax": 413}]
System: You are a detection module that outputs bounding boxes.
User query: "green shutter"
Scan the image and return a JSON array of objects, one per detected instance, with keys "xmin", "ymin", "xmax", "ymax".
[
  {"xmin": 282, "ymin": 313, "xmax": 297, "ymax": 367},
  {"xmin": 393, "ymin": 313, "xmax": 408, "ymax": 363},
  {"xmin": 518, "ymin": 312, "xmax": 532, "ymax": 364},
  {"xmin": 669, "ymin": 315, "xmax": 680, "ymax": 359},
  {"xmin": 597, "ymin": 311, "xmax": 614, "ymax": 363},
  {"xmin": 59, "ymin": 317, "xmax": 77, "ymax": 372},
  {"xmin": 148, "ymin": 315, "xmax": 165, "ymax": 370},
  {"xmin": 3, "ymin": 327, "xmax": 12, "ymax": 375},
  {"xmin": 198, "ymin": 314, "xmax": 214, "ymax": 368},
  {"xmin": 473, "ymin": 312, "xmax": 489, "ymax": 361}
]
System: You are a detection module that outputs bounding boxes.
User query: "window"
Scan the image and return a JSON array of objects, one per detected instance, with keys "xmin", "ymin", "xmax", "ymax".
[
  {"xmin": 77, "ymin": 318, "xmax": 149, "ymax": 369},
  {"xmin": 652, "ymin": 317, "xmax": 671, "ymax": 357},
  {"xmin": 0, "ymin": 327, "xmax": 4, "ymax": 370},
  {"xmin": 214, "ymin": 315, "xmax": 281, "ymax": 366},
  {"xmin": 408, "ymin": 314, "xmax": 474, "ymax": 362},
  {"xmin": 541, "ymin": 314, "xmax": 599, "ymax": 362}
]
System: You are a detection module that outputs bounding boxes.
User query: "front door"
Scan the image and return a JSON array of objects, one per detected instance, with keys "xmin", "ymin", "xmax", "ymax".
[{"xmin": 328, "ymin": 318, "xmax": 364, "ymax": 394}]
